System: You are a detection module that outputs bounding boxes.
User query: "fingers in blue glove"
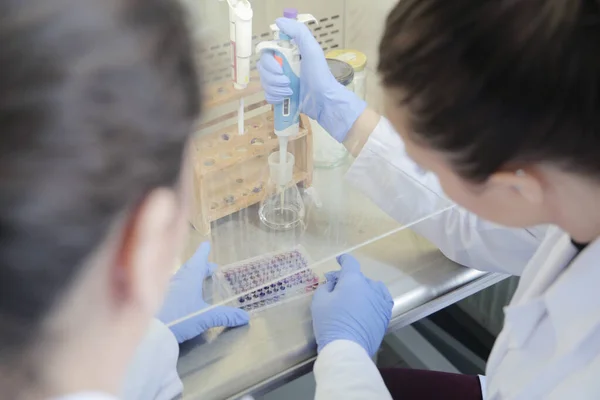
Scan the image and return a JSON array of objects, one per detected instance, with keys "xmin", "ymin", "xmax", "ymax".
[
  {"xmin": 321, "ymin": 271, "xmax": 340, "ymax": 292},
  {"xmin": 258, "ymin": 53, "xmax": 293, "ymax": 103},
  {"xmin": 312, "ymin": 270, "xmax": 338, "ymax": 303},
  {"xmin": 207, "ymin": 262, "xmax": 218, "ymax": 276},
  {"xmin": 175, "ymin": 242, "xmax": 220, "ymax": 283},
  {"xmin": 336, "ymin": 254, "xmax": 361, "ymax": 276},
  {"xmin": 368, "ymin": 279, "xmax": 394, "ymax": 304},
  {"xmin": 275, "ymin": 18, "xmax": 320, "ymax": 54},
  {"xmin": 186, "ymin": 241, "xmax": 211, "ymax": 270},
  {"xmin": 197, "ymin": 305, "xmax": 250, "ymax": 331},
  {"xmin": 324, "ymin": 270, "xmax": 339, "ymax": 283},
  {"xmin": 258, "ymin": 57, "xmax": 292, "ymax": 88},
  {"xmin": 259, "ymin": 51, "xmax": 286, "ymax": 75},
  {"xmin": 312, "ymin": 283, "xmax": 330, "ymax": 304}
]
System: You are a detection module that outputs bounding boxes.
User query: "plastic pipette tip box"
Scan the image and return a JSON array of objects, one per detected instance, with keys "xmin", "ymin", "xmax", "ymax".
[{"xmin": 214, "ymin": 247, "xmax": 321, "ymax": 313}]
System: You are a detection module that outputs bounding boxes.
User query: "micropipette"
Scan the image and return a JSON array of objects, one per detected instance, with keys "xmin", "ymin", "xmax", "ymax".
[{"xmin": 256, "ymin": 8, "xmax": 317, "ymax": 186}]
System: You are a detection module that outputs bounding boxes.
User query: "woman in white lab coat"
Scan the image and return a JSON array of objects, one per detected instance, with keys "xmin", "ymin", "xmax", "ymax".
[
  {"xmin": 0, "ymin": 1, "xmax": 250, "ymax": 399},
  {"xmin": 258, "ymin": 0, "xmax": 600, "ymax": 398},
  {"xmin": 0, "ymin": 1, "xmax": 394, "ymax": 399}
]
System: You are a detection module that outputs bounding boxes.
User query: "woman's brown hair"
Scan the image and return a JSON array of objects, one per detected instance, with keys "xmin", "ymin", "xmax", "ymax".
[{"xmin": 378, "ymin": 0, "xmax": 600, "ymax": 182}]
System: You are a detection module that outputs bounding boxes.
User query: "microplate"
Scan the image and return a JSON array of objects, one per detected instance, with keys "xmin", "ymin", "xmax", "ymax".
[{"xmin": 214, "ymin": 246, "xmax": 322, "ymax": 313}]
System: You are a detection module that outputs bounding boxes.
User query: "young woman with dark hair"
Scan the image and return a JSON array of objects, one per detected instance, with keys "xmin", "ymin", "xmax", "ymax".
[{"xmin": 259, "ymin": 0, "xmax": 600, "ymax": 398}]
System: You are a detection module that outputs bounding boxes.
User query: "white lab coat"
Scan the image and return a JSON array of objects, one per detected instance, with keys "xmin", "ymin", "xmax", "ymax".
[
  {"xmin": 120, "ymin": 319, "xmax": 182, "ymax": 400},
  {"xmin": 51, "ymin": 319, "xmax": 182, "ymax": 400},
  {"xmin": 309, "ymin": 116, "xmax": 600, "ymax": 399}
]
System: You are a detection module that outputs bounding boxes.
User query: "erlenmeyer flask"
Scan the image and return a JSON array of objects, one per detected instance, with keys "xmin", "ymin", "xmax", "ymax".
[{"xmin": 259, "ymin": 151, "xmax": 305, "ymax": 230}]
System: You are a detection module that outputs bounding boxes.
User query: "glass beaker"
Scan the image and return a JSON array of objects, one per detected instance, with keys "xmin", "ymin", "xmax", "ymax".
[{"xmin": 258, "ymin": 151, "xmax": 305, "ymax": 230}]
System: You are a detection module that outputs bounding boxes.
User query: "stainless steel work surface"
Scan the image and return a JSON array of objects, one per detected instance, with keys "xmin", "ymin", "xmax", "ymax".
[{"xmin": 178, "ymin": 229, "xmax": 507, "ymax": 399}]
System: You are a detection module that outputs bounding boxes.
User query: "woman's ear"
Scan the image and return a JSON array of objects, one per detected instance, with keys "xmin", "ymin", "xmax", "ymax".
[
  {"xmin": 112, "ymin": 188, "xmax": 183, "ymax": 317},
  {"xmin": 488, "ymin": 168, "xmax": 544, "ymax": 205},
  {"xmin": 110, "ymin": 142, "xmax": 192, "ymax": 317}
]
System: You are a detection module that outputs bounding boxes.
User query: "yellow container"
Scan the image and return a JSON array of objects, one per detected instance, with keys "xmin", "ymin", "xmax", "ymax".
[{"xmin": 326, "ymin": 49, "xmax": 367, "ymax": 100}]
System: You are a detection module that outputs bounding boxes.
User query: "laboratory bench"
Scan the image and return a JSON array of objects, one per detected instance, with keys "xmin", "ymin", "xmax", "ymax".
[{"xmin": 176, "ymin": 158, "xmax": 508, "ymax": 399}]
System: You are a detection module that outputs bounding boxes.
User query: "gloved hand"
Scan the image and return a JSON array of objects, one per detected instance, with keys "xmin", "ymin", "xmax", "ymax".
[
  {"xmin": 157, "ymin": 242, "xmax": 250, "ymax": 343},
  {"xmin": 311, "ymin": 254, "xmax": 393, "ymax": 357},
  {"xmin": 257, "ymin": 18, "xmax": 367, "ymax": 142}
]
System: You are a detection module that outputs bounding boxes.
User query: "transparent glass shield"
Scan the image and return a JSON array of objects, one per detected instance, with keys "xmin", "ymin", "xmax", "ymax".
[
  {"xmin": 172, "ymin": 0, "xmax": 454, "ymax": 329},
  {"xmin": 170, "ymin": 151, "xmax": 453, "ymax": 328}
]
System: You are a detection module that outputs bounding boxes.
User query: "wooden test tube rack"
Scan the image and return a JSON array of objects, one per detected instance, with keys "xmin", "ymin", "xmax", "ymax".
[{"xmin": 190, "ymin": 77, "xmax": 313, "ymax": 234}]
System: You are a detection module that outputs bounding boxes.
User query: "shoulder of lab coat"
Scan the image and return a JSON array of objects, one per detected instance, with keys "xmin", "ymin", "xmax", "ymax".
[
  {"xmin": 313, "ymin": 340, "xmax": 392, "ymax": 400},
  {"xmin": 345, "ymin": 116, "xmax": 547, "ymax": 276},
  {"xmin": 484, "ymin": 230, "xmax": 600, "ymax": 398},
  {"xmin": 120, "ymin": 318, "xmax": 183, "ymax": 400}
]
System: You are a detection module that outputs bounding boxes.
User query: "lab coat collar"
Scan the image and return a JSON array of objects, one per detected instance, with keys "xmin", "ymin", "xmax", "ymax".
[
  {"xmin": 501, "ymin": 230, "xmax": 575, "ymax": 349},
  {"xmin": 501, "ymin": 231, "xmax": 600, "ymax": 352},
  {"xmin": 544, "ymin": 235, "xmax": 600, "ymax": 357}
]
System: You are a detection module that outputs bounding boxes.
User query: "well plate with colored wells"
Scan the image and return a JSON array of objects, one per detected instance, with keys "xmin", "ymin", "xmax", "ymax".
[{"xmin": 214, "ymin": 247, "xmax": 321, "ymax": 313}]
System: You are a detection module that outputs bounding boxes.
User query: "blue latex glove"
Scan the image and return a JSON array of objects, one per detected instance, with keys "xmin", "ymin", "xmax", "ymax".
[
  {"xmin": 257, "ymin": 18, "xmax": 367, "ymax": 142},
  {"xmin": 157, "ymin": 242, "xmax": 250, "ymax": 343},
  {"xmin": 311, "ymin": 254, "xmax": 393, "ymax": 357}
]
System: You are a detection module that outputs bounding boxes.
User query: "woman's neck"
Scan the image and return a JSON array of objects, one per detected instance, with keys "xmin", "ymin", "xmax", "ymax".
[{"xmin": 550, "ymin": 172, "xmax": 600, "ymax": 243}]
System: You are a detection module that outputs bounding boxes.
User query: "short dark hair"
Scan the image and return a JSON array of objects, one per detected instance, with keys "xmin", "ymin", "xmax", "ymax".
[
  {"xmin": 0, "ymin": 0, "xmax": 200, "ymax": 374},
  {"xmin": 378, "ymin": 0, "xmax": 600, "ymax": 182}
]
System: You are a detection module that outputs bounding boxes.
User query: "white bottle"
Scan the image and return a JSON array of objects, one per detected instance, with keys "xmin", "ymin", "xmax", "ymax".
[{"xmin": 223, "ymin": 0, "xmax": 253, "ymax": 89}]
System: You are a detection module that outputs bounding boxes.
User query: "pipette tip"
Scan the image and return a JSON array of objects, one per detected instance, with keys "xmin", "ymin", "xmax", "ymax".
[{"xmin": 238, "ymin": 98, "xmax": 245, "ymax": 135}]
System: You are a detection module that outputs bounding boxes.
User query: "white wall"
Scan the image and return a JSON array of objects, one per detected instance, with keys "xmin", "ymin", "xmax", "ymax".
[{"xmin": 344, "ymin": 0, "xmax": 398, "ymax": 113}]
